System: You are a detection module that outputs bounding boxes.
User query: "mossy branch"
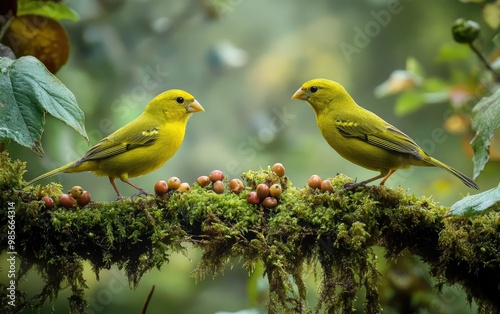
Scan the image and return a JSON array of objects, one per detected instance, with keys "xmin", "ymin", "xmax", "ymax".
[{"xmin": 0, "ymin": 152, "xmax": 498, "ymax": 314}]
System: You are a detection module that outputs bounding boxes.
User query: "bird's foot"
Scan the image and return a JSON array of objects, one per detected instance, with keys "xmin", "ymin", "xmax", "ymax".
[
  {"xmin": 115, "ymin": 194, "xmax": 125, "ymax": 201},
  {"xmin": 131, "ymin": 189, "xmax": 150, "ymax": 201},
  {"xmin": 342, "ymin": 181, "xmax": 366, "ymax": 191}
]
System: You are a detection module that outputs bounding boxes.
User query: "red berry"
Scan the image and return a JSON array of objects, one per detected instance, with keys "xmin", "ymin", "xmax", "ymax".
[
  {"xmin": 271, "ymin": 163, "xmax": 285, "ymax": 177},
  {"xmin": 209, "ymin": 170, "xmax": 224, "ymax": 182},
  {"xmin": 178, "ymin": 182, "xmax": 191, "ymax": 193},
  {"xmin": 154, "ymin": 180, "xmax": 169, "ymax": 196},
  {"xmin": 256, "ymin": 183, "xmax": 270, "ymax": 199},
  {"xmin": 247, "ymin": 191, "xmax": 260, "ymax": 204},
  {"xmin": 58, "ymin": 194, "xmax": 74, "ymax": 209},
  {"xmin": 229, "ymin": 179, "xmax": 245, "ymax": 194},
  {"xmin": 69, "ymin": 186, "xmax": 83, "ymax": 199},
  {"xmin": 269, "ymin": 184, "xmax": 282, "ymax": 197},
  {"xmin": 167, "ymin": 177, "xmax": 181, "ymax": 190},
  {"xmin": 213, "ymin": 180, "xmax": 225, "ymax": 194},
  {"xmin": 308, "ymin": 175, "xmax": 322, "ymax": 189},
  {"xmin": 197, "ymin": 176, "xmax": 211, "ymax": 187},
  {"xmin": 41, "ymin": 196, "xmax": 54, "ymax": 209},
  {"xmin": 77, "ymin": 191, "xmax": 91, "ymax": 207},
  {"xmin": 321, "ymin": 180, "xmax": 334, "ymax": 193},
  {"xmin": 262, "ymin": 196, "xmax": 278, "ymax": 208}
]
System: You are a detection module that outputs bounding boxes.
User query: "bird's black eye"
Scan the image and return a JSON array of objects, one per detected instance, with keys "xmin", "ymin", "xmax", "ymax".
[
  {"xmin": 310, "ymin": 86, "xmax": 318, "ymax": 93},
  {"xmin": 176, "ymin": 97, "xmax": 184, "ymax": 104}
]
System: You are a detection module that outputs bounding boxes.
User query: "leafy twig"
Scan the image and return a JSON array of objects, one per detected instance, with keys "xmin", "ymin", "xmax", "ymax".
[{"xmin": 469, "ymin": 42, "xmax": 500, "ymax": 81}]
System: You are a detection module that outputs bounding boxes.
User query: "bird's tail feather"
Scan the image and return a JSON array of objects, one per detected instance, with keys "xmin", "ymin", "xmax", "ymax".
[
  {"xmin": 427, "ymin": 157, "xmax": 478, "ymax": 189},
  {"xmin": 25, "ymin": 162, "xmax": 75, "ymax": 186}
]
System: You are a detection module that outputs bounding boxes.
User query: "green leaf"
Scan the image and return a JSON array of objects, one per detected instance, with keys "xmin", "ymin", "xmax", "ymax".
[
  {"xmin": 17, "ymin": 0, "xmax": 79, "ymax": 22},
  {"xmin": 446, "ymin": 187, "xmax": 500, "ymax": 216},
  {"xmin": 470, "ymin": 88, "xmax": 500, "ymax": 179},
  {"xmin": 394, "ymin": 91, "xmax": 425, "ymax": 116},
  {"xmin": 0, "ymin": 56, "xmax": 88, "ymax": 156},
  {"xmin": 435, "ymin": 42, "xmax": 471, "ymax": 62},
  {"xmin": 406, "ymin": 57, "xmax": 425, "ymax": 77}
]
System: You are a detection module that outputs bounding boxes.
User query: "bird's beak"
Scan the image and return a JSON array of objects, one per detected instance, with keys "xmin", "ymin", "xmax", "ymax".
[
  {"xmin": 292, "ymin": 88, "xmax": 308, "ymax": 100},
  {"xmin": 187, "ymin": 99, "xmax": 205, "ymax": 113}
]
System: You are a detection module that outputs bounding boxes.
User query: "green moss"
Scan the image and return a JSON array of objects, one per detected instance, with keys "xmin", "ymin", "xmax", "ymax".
[{"xmin": 0, "ymin": 152, "xmax": 499, "ymax": 314}]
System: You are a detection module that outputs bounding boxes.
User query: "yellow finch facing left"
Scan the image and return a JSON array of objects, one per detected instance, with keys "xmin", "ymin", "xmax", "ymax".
[
  {"xmin": 292, "ymin": 78, "xmax": 478, "ymax": 189},
  {"xmin": 27, "ymin": 89, "xmax": 205, "ymax": 199}
]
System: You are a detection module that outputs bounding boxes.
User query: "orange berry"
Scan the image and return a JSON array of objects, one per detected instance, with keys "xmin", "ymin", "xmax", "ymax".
[
  {"xmin": 247, "ymin": 191, "xmax": 260, "ymax": 204},
  {"xmin": 269, "ymin": 184, "xmax": 282, "ymax": 197},
  {"xmin": 58, "ymin": 194, "xmax": 74, "ymax": 209},
  {"xmin": 167, "ymin": 177, "xmax": 181, "ymax": 190},
  {"xmin": 321, "ymin": 180, "xmax": 334, "ymax": 193},
  {"xmin": 197, "ymin": 175, "xmax": 211, "ymax": 187},
  {"xmin": 308, "ymin": 175, "xmax": 322, "ymax": 189},
  {"xmin": 271, "ymin": 163, "xmax": 285, "ymax": 177},
  {"xmin": 262, "ymin": 196, "xmax": 278, "ymax": 208},
  {"xmin": 209, "ymin": 170, "xmax": 224, "ymax": 182},
  {"xmin": 178, "ymin": 182, "xmax": 191, "ymax": 193},
  {"xmin": 77, "ymin": 191, "xmax": 91, "ymax": 207},
  {"xmin": 154, "ymin": 180, "xmax": 169, "ymax": 196},
  {"xmin": 213, "ymin": 180, "xmax": 225, "ymax": 194},
  {"xmin": 229, "ymin": 179, "xmax": 245, "ymax": 194},
  {"xmin": 41, "ymin": 196, "xmax": 54, "ymax": 209},
  {"xmin": 69, "ymin": 186, "xmax": 83, "ymax": 199},
  {"xmin": 256, "ymin": 183, "xmax": 270, "ymax": 199}
]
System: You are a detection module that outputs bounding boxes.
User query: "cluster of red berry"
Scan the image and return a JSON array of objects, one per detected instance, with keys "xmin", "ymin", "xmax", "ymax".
[
  {"xmin": 154, "ymin": 176, "xmax": 191, "ymax": 196},
  {"xmin": 195, "ymin": 170, "xmax": 245, "ymax": 194},
  {"xmin": 41, "ymin": 185, "xmax": 91, "ymax": 209},
  {"xmin": 246, "ymin": 163, "xmax": 285, "ymax": 208},
  {"xmin": 307, "ymin": 175, "xmax": 334, "ymax": 192}
]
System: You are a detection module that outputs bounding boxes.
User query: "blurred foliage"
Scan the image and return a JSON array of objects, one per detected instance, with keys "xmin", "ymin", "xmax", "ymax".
[{"xmin": 1, "ymin": 0, "xmax": 500, "ymax": 313}]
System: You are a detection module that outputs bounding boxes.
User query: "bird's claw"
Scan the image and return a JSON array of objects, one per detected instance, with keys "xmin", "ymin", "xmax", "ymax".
[
  {"xmin": 131, "ymin": 189, "xmax": 150, "ymax": 201},
  {"xmin": 342, "ymin": 182, "xmax": 366, "ymax": 191}
]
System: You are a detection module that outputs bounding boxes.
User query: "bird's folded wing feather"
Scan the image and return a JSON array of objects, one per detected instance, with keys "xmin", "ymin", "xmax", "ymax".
[
  {"xmin": 78, "ymin": 127, "xmax": 159, "ymax": 162},
  {"xmin": 335, "ymin": 120, "xmax": 424, "ymax": 159}
]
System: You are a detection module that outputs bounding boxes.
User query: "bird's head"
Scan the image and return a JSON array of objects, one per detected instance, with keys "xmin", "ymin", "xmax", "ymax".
[
  {"xmin": 145, "ymin": 89, "xmax": 204, "ymax": 122},
  {"xmin": 292, "ymin": 78, "xmax": 350, "ymax": 113}
]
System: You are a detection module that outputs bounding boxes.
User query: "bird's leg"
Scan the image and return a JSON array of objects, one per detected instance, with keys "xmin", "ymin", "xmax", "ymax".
[
  {"xmin": 379, "ymin": 169, "xmax": 396, "ymax": 185},
  {"xmin": 124, "ymin": 180, "xmax": 149, "ymax": 199},
  {"xmin": 343, "ymin": 173, "xmax": 386, "ymax": 190},
  {"xmin": 109, "ymin": 177, "xmax": 124, "ymax": 200}
]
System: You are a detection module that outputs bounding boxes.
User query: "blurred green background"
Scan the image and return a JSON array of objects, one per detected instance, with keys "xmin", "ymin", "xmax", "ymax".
[{"xmin": 3, "ymin": 0, "xmax": 498, "ymax": 313}]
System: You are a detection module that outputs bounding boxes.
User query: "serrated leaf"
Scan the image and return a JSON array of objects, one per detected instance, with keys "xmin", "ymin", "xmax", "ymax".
[
  {"xmin": 0, "ymin": 56, "xmax": 88, "ymax": 156},
  {"xmin": 470, "ymin": 88, "xmax": 500, "ymax": 179},
  {"xmin": 17, "ymin": 0, "xmax": 79, "ymax": 22},
  {"xmin": 446, "ymin": 187, "xmax": 500, "ymax": 216}
]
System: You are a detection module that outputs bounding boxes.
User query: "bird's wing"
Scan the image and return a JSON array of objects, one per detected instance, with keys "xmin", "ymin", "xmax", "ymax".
[
  {"xmin": 77, "ymin": 127, "xmax": 159, "ymax": 162},
  {"xmin": 335, "ymin": 120, "xmax": 424, "ymax": 158}
]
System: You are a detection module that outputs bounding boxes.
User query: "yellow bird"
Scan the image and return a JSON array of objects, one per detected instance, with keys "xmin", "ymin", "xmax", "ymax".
[
  {"xmin": 292, "ymin": 78, "xmax": 478, "ymax": 189},
  {"xmin": 27, "ymin": 89, "xmax": 205, "ymax": 199}
]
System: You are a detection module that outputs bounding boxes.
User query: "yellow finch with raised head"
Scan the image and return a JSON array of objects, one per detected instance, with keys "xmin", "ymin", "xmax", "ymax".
[
  {"xmin": 292, "ymin": 78, "xmax": 478, "ymax": 189},
  {"xmin": 27, "ymin": 89, "xmax": 205, "ymax": 198}
]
